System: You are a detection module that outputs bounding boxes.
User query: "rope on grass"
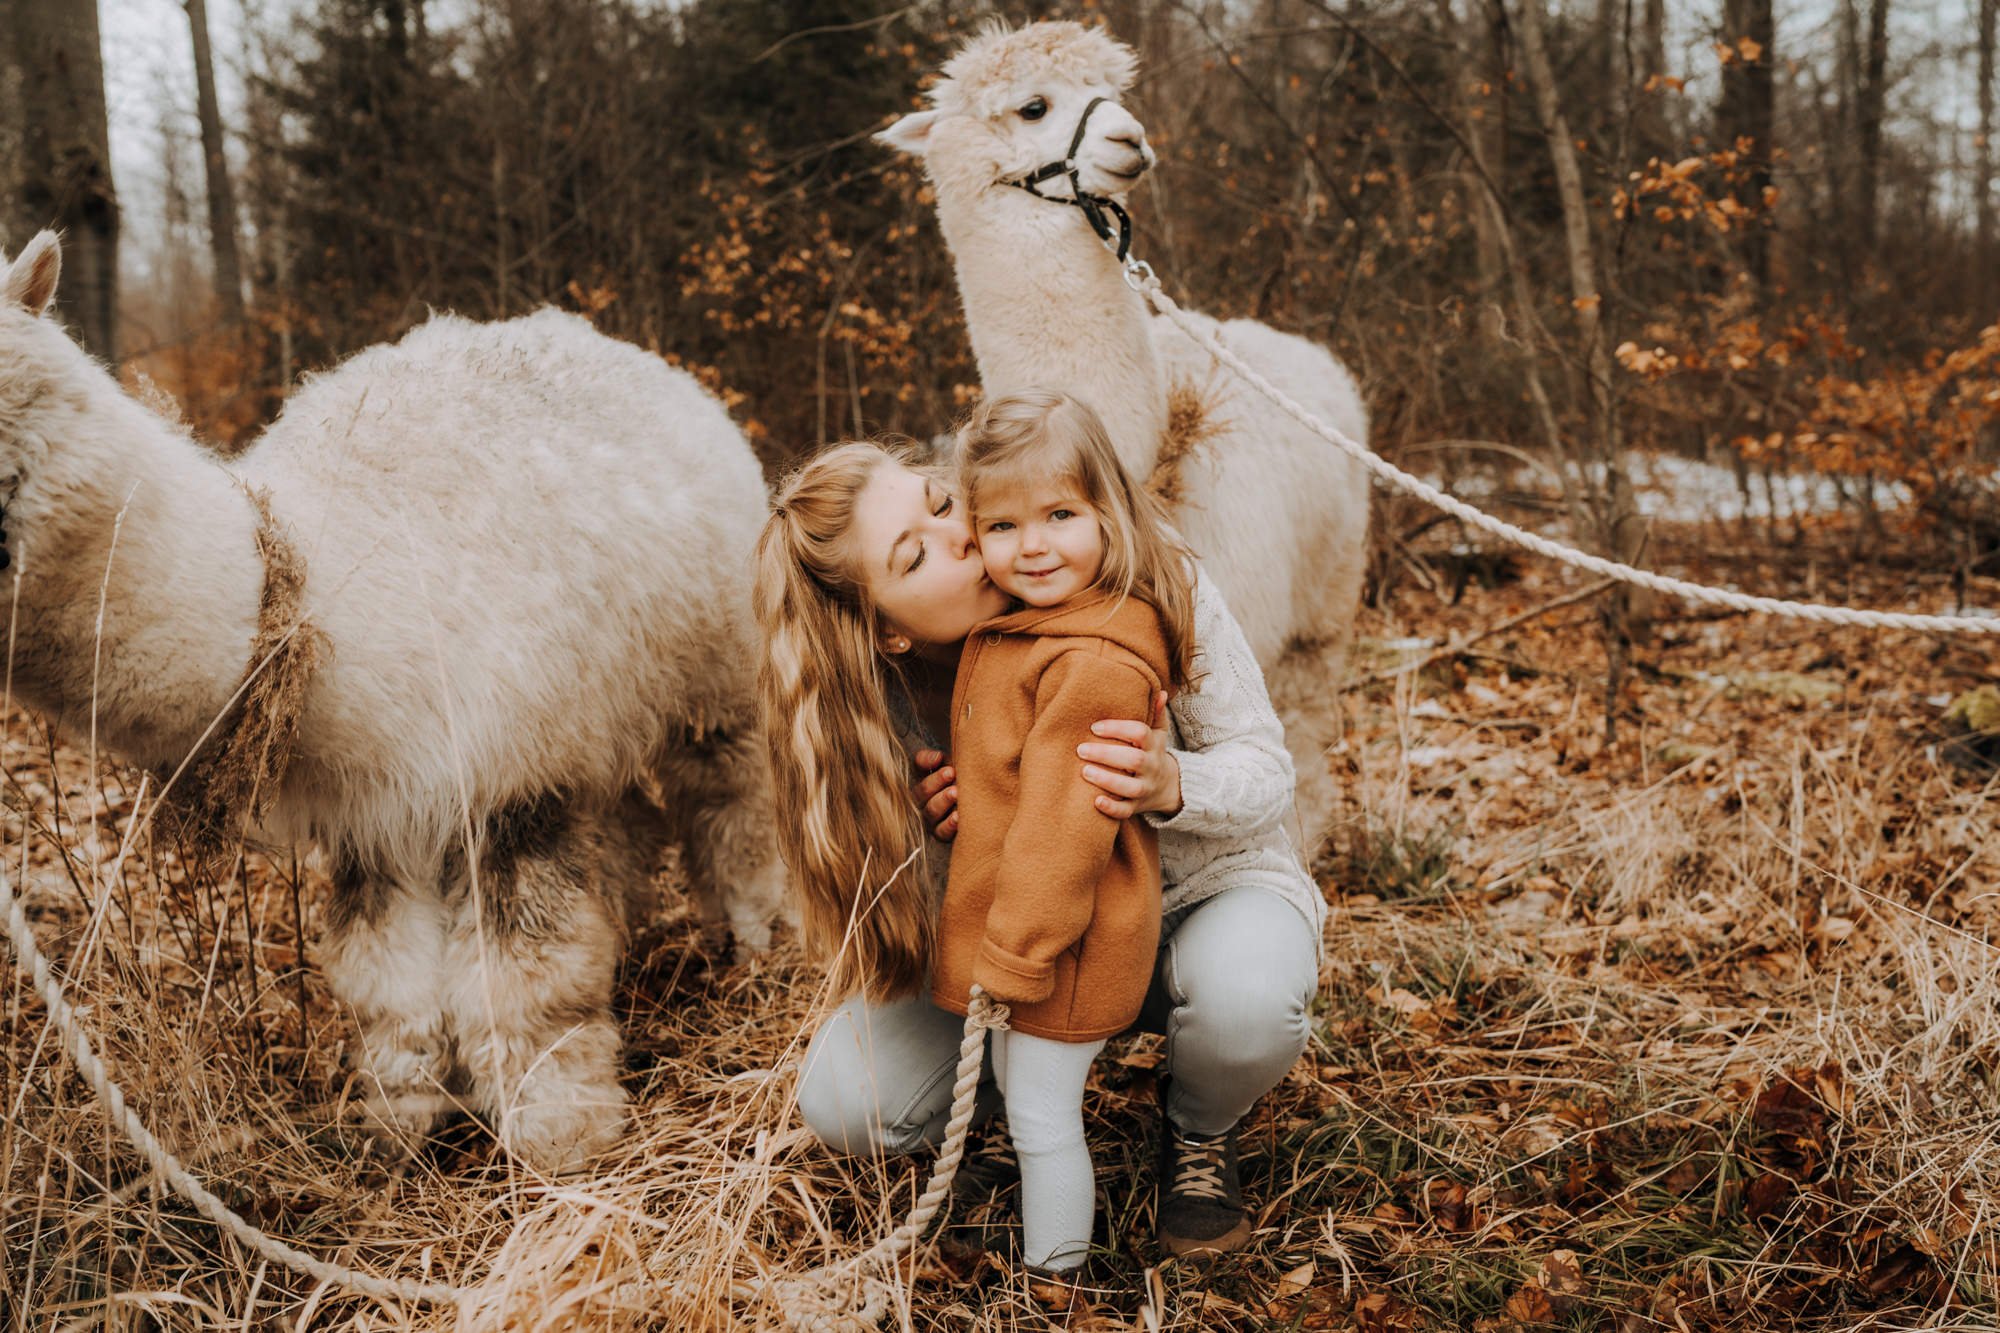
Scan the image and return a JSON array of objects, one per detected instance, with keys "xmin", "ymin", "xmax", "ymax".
[
  {"xmin": 747, "ymin": 988, "xmax": 1009, "ymax": 1331},
  {"xmin": 0, "ymin": 865, "xmax": 464, "ymax": 1308},
  {"xmin": 1122, "ymin": 259, "xmax": 2000, "ymax": 637},
  {"xmin": 2, "ymin": 856, "xmax": 1005, "ymax": 1328}
]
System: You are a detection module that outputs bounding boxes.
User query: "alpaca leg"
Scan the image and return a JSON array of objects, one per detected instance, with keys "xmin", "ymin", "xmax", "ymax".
[
  {"xmin": 655, "ymin": 728, "xmax": 790, "ymax": 949},
  {"xmin": 319, "ymin": 862, "xmax": 455, "ymax": 1156},
  {"xmin": 1267, "ymin": 639, "xmax": 1346, "ymax": 865},
  {"xmin": 441, "ymin": 796, "xmax": 631, "ymax": 1174}
]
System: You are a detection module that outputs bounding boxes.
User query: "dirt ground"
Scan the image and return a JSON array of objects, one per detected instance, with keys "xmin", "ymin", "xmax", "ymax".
[{"xmin": 2, "ymin": 508, "xmax": 1996, "ymax": 1331}]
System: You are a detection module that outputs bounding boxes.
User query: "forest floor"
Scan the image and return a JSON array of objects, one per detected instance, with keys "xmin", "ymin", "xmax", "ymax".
[{"xmin": 1, "ymin": 499, "xmax": 1996, "ymax": 1331}]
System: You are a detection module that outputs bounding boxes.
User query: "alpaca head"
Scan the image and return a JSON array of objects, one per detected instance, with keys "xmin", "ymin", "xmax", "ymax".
[
  {"xmin": 0, "ymin": 232, "xmax": 73, "ymax": 533},
  {"xmin": 878, "ymin": 21, "xmax": 1154, "ymax": 206}
]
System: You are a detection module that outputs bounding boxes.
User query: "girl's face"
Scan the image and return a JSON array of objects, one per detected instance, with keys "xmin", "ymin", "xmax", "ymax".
[
  {"xmin": 971, "ymin": 477, "xmax": 1105, "ymax": 609},
  {"xmin": 851, "ymin": 461, "xmax": 1011, "ymax": 650}
]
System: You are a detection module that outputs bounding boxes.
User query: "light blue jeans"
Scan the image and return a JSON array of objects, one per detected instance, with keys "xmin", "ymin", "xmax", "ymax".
[{"xmin": 795, "ymin": 884, "xmax": 1319, "ymax": 1152}]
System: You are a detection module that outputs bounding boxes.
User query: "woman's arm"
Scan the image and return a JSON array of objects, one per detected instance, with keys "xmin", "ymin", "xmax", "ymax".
[{"xmin": 1081, "ymin": 567, "xmax": 1296, "ymax": 839}]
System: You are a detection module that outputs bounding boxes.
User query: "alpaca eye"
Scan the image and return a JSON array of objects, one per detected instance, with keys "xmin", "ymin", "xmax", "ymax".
[{"xmin": 1018, "ymin": 97, "xmax": 1049, "ymax": 122}]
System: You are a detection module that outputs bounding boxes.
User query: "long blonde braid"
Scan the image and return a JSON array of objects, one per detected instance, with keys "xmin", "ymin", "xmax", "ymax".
[{"xmin": 753, "ymin": 442, "xmax": 937, "ymax": 1001}]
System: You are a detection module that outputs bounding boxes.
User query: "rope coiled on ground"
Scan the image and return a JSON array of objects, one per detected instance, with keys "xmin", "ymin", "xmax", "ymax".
[{"xmin": 1, "ymin": 855, "xmax": 1008, "ymax": 1326}]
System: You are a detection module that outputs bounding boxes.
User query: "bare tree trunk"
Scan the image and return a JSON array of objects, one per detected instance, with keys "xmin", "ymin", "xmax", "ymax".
[
  {"xmin": 3, "ymin": 0, "xmax": 120, "ymax": 361},
  {"xmin": 1513, "ymin": 0, "xmax": 1648, "ymax": 734},
  {"xmin": 1454, "ymin": 0, "xmax": 1508, "ymax": 346},
  {"xmin": 1856, "ymin": 0, "xmax": 1891, "ymax": 247},
  {"xmin": 1979, "ymin": 0, "xmax": 1995, "ymax": 308},
  {"xmin": 1719, "ymin": 0, "xmax": 1776, "ymax": 286},
  {"xmin": 186, "ymin": 0, "xmax": 243, "ymax": 323},
  {"xmin": 1636, "ymin": 0, "xmax": 1670, "ymax": 156}
]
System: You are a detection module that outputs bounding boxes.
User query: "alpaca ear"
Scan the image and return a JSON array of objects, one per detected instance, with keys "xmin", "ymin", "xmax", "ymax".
[
  {"xmin": 876, "ymin": 110, "xmax": 937, "ymax": 157},
  {"xmin": 4, "ymin": 232, "xmax": 61, "ymax": 316}
]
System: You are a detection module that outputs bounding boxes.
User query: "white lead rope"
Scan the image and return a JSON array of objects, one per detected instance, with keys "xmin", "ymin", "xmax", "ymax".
[
  {"xmin": 3, "ymin": 854, "xmax": 1006, "ymax": 1328},
  {"xmin": 1122, "ymin": 257, "xmax": 2000, "ymax": 636}
]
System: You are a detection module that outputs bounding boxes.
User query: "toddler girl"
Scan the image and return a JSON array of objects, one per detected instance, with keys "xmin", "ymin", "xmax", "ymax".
[{"xmin": 931, "ymin": 388, "xmax": 1196, "ymax": 1273}]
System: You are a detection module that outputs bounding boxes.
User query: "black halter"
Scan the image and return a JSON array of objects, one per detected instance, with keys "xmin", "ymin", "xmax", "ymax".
[{"xmin": 1005, "ymin": 95, "xmax": 1134, "ymax": 263}]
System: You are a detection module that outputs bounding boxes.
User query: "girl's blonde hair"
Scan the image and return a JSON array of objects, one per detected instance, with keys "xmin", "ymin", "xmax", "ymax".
[
  {"xmin": 753, "ymin": 441, "xmax": 934, "ymax": 1001},
  {"xmin": 957, "ymin": 389, "xmax": 1199, "ymax": 689}
]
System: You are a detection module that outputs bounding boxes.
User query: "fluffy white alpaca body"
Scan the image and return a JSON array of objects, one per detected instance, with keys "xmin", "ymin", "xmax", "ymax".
[
  {"xmin": 882, "ymin": 21, "xmax": 1371, "ymax": 846},
  {"xmin": 0, "ymin": 236, "xmax": 784, "ymax": 1171},
  {"xmin": 235, "ymin": 310, "xmax": 765, "ymax": 877}
]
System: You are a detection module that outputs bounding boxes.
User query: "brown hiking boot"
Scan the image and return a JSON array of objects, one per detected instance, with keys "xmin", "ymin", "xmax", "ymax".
[{"xmin": 1156, "ymin": 1089, "xmax": 1252, "ymax": 1259}]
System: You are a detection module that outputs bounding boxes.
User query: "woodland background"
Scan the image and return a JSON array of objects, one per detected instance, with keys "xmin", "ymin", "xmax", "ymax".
[{"xmin": 3, "ymin": 1, "xmax": 2000, "ymax": 1330}]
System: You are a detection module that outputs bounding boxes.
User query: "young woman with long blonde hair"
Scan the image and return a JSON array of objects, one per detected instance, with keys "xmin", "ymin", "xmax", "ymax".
[{"xmin": 754, "ymin": 400, "xmax": 1323, "ymax": 1262}]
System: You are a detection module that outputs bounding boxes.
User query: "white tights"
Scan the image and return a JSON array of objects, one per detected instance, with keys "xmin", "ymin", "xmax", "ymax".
[{"xmin": 990, "ymin": 1030, "xmax": 1106, "ymax": 1271}]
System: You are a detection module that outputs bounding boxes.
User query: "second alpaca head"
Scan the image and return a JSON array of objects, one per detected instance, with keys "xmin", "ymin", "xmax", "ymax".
[
  {"xmin": 876, "ymin": 21, "xmax": 1153, "ymax": 203},
  {"xmin": 957, "ymin": 389, "xmax": 1197, "ymax": 689}
]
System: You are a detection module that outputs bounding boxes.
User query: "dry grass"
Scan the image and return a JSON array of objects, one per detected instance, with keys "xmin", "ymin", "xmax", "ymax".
[{"xmin": 3, "ymin": 517, "xmax": 1998, "ymax": 1331}]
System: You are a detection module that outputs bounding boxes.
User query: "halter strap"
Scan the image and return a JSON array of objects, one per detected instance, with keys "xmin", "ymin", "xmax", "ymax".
[{"xmin": 1004, "ymin": 95, "xmax": 1135, "ymax": 263}]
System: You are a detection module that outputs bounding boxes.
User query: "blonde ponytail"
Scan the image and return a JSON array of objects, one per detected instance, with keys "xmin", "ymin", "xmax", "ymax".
[{"xmin": 753, "ymin": 443, "xmax": 936, "ymax": 1000}]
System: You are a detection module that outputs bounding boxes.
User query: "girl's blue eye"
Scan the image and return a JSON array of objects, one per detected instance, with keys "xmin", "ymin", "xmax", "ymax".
[{"xmin": 1052, "ymin": 509, "xmax": 1074, "ymax": 520}]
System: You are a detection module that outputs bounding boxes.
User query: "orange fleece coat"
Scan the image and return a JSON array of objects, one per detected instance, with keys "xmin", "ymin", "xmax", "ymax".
[{"xmin": 931, "ymin": 592, "xmax": 1170, "ymax": 1042}]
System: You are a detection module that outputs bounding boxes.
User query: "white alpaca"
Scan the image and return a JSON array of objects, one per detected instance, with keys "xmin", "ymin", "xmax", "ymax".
[
  {"xmin": 0, "ymin": 233, "xmax": 787, "ymax": 1172},
  {"xmin": 880, "ymin": 21, "xmax": 1371, "ymax": 850}
]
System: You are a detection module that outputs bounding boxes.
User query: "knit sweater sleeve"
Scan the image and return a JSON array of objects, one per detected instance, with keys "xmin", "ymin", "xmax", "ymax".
[
  {"xmin": 1145, "ymin": 568, "xmax": 1296, "ymax": 841},
  {"xmin": 975, "ymin": 649, "xmax": 1156, "ymax": 1004}
]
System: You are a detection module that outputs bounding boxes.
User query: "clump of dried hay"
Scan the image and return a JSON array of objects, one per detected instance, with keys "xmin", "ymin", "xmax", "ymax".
[
  {"xmin": 1146, "ymin": 377, "xmax": 1229, "ymax": 506},
  {"xmin": 169, "ymin": 485, "xmax": 325, "ymax": 843}
]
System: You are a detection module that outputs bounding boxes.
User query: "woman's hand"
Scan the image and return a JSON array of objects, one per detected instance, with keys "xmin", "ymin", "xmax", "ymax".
[
  {"xmin": 913, "ymin": 749, "xmax": 959, "ymax": 841},
  {"xmin": 1078, "ymin": 691, "xmax": 1182, "ymax": 821}
]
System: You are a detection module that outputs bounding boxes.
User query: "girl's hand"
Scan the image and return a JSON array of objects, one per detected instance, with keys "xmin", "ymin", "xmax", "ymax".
[
  {"xmin": 913, "ymin": 749, "xmax": 959, "ymax": 842},
  {"xmin": 1078, "ymin": 691, "xmax": 1182, "ymax": 820}
]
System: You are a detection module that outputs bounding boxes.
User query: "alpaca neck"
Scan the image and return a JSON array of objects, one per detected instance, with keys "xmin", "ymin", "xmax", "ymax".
[
  {"xmin": 940, "ymin": 185, "xmax": 1167, "ymax": 477},
  {"xmin": 10, "ymin": 374, "xmax": 262, "ymax": 773}
]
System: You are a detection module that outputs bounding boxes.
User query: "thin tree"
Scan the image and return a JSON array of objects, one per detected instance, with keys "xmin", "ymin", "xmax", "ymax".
[
  {"xmin": 1513, "ymin": 0, "xmax": 1648, "ymax": 734},
  {"xmin": 187, "ymin": 0, "xmax": 245, "ymax": 323},
  {"xmin": 1718, "ymin": 0, "xmax": 1775, "ymax": 286},
  {"xmin": 2, "ymin": 0, "xmax": 120, "ymax": 360},
  {"xmin": 1979, "ymin": 0, "xmax": 1995, "ymax": 308},
  {"xmin": 1856, "ymin": 0, "xmax": 1891, "ymax": 246}
]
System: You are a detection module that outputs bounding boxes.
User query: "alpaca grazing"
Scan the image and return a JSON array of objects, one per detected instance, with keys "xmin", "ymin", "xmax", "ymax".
[
  {"xmin": 0, "ymin": 233, "xmax": 786, "ymax": 1172},
  {"xmin": 880, "ymin": 21, "xmax": 1372, "ymax": 849}
]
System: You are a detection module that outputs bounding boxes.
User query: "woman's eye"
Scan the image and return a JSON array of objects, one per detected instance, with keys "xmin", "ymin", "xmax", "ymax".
[
  {"xmin": 935, "ymin": 496, "xmax": 954, "ymax": 516},
  {"xmin": 1019, "ymin": 97, "xmax": 1049, "ymax": 122},
  {"xmin": 908, "ymin": 542, "xmax": 926, "ymax": 573}
]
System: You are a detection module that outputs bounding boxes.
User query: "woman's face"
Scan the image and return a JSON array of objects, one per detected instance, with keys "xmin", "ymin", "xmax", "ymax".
[{"xmin": 850, "ymin": 461, "xmax": 1010, "ymax": 650}]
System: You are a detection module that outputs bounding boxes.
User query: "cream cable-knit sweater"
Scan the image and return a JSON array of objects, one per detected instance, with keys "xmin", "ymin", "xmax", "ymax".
[{"xmin": 1149, "ymin": 567, "xmax": 1325, "ymax": 936}]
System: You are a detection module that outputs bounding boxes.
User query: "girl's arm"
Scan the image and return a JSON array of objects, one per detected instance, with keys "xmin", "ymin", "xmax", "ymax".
[{"xmin": 974, "ymin": 651, "xmax": 1156, "ymax": 1004}]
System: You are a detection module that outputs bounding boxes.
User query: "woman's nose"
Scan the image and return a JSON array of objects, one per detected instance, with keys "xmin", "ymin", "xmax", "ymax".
[{"xmin": 940, "ymin": 513, "xmax": 977, "ymax": 560}]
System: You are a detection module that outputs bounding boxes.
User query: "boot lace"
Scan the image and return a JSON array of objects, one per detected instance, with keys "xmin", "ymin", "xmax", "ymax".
[{"xmin": 1171, "ymin": 1137, "xmax": 1230, "ymax": 1202}]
